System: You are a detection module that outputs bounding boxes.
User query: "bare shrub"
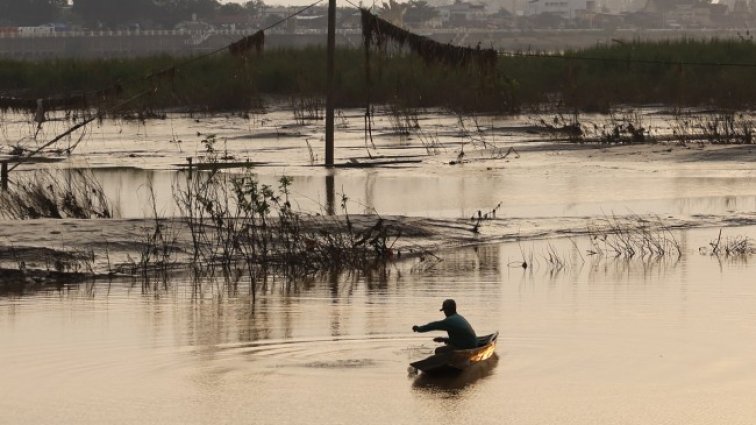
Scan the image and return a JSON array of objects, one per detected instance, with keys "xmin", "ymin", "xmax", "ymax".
[
  {"xmin": 470, "ymin": 202, "xmax": 502, "ymax": 233},
  {"xmin": 590, "ymin": 110, "xmax": 649, "ymax": 144},
  {"xmin": 121, "ymin": 180, "xmax": 181, "ymax": 291},
  {"xmin": 386, "ymin": 103, "xmax": 419, "ymax": 136},
  {"xmin": 536, "ymin": 112, "xmax": 583, "ymax": 143},
  {"xmin": 167, "ymin": 142, "xmax": 401, "ymax": 301}
]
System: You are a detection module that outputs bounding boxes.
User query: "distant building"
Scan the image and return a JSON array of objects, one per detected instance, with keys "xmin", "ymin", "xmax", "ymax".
[
  {"xmin": 208, "ymin": 14, "xmax": 258, "ymax": 30},
  {"xmin": 642, "ymin": 0, "xmax": 728, "ymax": 27},
  {"xmin": 18, "ymin": 26, "xmax": 55, "ymax": 36},
  {"xmin": 174, "ymin": 20, "xmax": 213, "ymax": 33},
  {"xmin": 292, "ymin": 14, "xmax": 327, "ymax": 30},
  {"xmin": 261, "ymin": 6, "xmax": 302, "ymax": 32},
  {"xmin": 574, "ymin": 9, "xmax": 625, "ymax": 27},
  {"xmin": 731, "ymin": 0, "xmax": 750, "ymax": 14},
  {"xmin": 526, "ymin": 0, "xmax": 594, "ymax": 17},
  {"xmin": 437, "ymin": 0, "xmax": 488, "ymax": 26}
]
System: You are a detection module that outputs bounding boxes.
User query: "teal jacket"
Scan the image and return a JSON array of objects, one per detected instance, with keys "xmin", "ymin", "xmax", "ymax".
[{"xmin": 415, "ymin": 313, "xmax": 478, "ymax": 349}]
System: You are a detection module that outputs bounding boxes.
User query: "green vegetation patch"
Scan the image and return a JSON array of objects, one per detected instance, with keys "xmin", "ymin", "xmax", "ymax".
[{"xmin": 3, "ymin": 39, "xmax": 756, "ymax": 113}]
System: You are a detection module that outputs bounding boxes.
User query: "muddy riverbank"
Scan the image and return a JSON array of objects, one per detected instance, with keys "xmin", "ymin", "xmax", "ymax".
[{"xmin": 3, "ymin": 108, "xmax": 756, "ymax": 290}]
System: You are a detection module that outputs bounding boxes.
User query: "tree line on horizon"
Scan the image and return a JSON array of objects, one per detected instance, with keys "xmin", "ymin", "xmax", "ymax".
[{"xmin": 0, "ymin": 0, "xmax": 266, "ymax": 29}]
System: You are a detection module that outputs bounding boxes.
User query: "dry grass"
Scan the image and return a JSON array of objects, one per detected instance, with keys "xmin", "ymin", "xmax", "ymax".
[
  {"xmin": 701, "ymin": 229, "xmax": 755, "ymax": 257},
  {"xmin": 0, "ymin": 169, "xmax": 111, "ymax": 220},
  {"xmin": 290, "ymin": 96, "xmax": 324, "ymax": 125},
  {"xmin": 586, "ymin": 214, "xmax": 681, "ymax": 259}
]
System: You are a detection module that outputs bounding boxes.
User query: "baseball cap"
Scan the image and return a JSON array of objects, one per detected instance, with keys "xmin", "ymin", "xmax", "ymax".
[{"xmin": 440, "ymin": 299, "xmax": 456, "ymax": 311}]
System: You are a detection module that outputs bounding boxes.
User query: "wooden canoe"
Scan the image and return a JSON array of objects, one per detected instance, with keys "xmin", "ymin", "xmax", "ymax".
[{"xmin": 410, "ymin": 332, "xmax": 498, "ymax": 373}]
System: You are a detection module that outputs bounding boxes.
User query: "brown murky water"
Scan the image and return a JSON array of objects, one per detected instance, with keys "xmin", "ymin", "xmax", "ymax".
[
  {"xmin": 4, "ymin": 228, "xmax": 756, "ymax": 425},
  {"xmin": 4, "ymin": 110, "xmax": 756, "ymax": 424}
]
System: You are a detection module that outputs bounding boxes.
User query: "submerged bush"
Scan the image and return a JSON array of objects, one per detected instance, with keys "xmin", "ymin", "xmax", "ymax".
[{"xmin": 128, "ymin": 139, "xmax": 401, "ymax": 297}]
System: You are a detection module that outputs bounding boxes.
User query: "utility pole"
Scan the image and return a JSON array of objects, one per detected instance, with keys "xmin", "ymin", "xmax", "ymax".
[{"xmin": 325, "ymin": 0, "xmax": 336, "ymax": 167}]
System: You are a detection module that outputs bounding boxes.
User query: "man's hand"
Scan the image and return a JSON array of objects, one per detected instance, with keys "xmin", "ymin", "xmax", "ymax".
[{"xmin": 412, "ymin": 325, "xmax": 420, "ymax": 332}]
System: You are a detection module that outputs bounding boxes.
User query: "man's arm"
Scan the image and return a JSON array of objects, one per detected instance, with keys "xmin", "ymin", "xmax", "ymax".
[{"xmin": 412, "ymin": 319, "xmax": 448, "ymax": 333}]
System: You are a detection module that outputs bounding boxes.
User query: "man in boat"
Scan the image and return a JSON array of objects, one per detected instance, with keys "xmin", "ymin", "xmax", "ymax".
[{"xmin": 412, "ymin": 299, "xmax": 478, "ymax": 354}]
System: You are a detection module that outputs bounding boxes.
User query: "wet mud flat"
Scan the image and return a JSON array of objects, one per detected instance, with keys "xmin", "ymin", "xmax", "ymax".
[
  {"xmin": 3, "ymin": 207, "xmax": 756, "ymax": 290},
  {"xmin": 3, "ymin": 109, "xmax": 756, "ymax": 290}
]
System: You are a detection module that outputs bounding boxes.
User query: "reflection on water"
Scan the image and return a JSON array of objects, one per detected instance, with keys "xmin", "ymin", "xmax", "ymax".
[
  {"xmin": 4, "ymin": 228, "xmax": 756, "ymax": 424},
  {"xmin": 326, "ymin": 172, "xmax": 336, "ymax": 216},
  {"xmin": 89, "ymin": 167, "xmax": 185, "ymax": 218},
  {"xmin": 412, "ymin": 354, "xmax": 500, "ymax": 393},
  {"xmin": 88, "ymin": 167, "xmax": 756, "ymax": 220}
]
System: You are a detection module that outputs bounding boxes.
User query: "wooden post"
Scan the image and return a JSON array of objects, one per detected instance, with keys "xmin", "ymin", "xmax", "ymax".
[
  {"xmin": 325, "ymin": 0, "xmax": 336, "ymax": 167},
  {"xmin": 186, "ymin": 157, "xmax": 193, "ymax": 180},
  {"xmin": 1, "ymin": 162, "xmax": 7, "ymax": 191}
]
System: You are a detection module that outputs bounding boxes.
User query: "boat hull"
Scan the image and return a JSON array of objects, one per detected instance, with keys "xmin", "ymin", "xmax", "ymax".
[{"xmin": 410, "ymin": 332, "xmax": 498, "ymax": 373}]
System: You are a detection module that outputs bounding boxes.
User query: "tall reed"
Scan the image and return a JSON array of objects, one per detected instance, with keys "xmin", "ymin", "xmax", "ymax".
[
  {"xmin": 7, "ymin": 40, "xmax": 756, "ymax": 113},
  {"xmin": 586, "ymin": 214, "xmax": 681, "ymax": 258},
  {"xmin": 0, "ymin": 169, "xmax": 111, "ymax": 219}
]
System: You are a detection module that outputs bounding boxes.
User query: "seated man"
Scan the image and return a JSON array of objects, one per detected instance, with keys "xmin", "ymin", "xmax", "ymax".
[{"xmin": 412, "ymin": 299, "xmax": 478, "ymax": 353}]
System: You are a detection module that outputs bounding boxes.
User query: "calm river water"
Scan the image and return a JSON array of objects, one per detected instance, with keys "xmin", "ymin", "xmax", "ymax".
[
  {"xmin": 4, "ymin": 111, "xmax": 756, "ymax": 424},
  {"xmin": 3, "ymin": 229, "xmax": 756, "ymax": 425}
]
